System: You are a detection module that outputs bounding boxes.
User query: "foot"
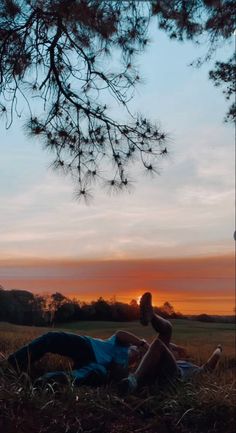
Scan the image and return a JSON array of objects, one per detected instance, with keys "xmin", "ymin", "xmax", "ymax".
[
  {"xmin": 204, "ymin": 344, "xmax": 223, "ymax": 372},
  {"xmin": 212, "ymin": 344, "xmax": 223, "ymax": 358},
  {"xmin": 140, "ymin": 292, "xmax": 153, "ymax": 326}
]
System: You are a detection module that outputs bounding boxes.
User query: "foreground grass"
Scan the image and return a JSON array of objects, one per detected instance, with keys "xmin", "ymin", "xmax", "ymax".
[{"xmin": 0, "ymin": 321, "xmax": 235, "ymax": 433}]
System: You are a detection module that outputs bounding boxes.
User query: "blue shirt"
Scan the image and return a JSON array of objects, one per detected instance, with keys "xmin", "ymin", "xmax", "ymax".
[
  {"xmin": 177, "ymin": 360, "xmax": 203, "ymax": 380},
  {"xmin": 42, "ymin": 334, "xmax": 129, "ymax": 386},
  {"xmin": 84, "ymin": 334, "xmax": 129, "ymax": 368}
]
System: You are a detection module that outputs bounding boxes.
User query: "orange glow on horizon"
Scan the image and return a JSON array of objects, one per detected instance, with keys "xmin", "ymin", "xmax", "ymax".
[
  {"xmin": 65, "ymin": 292, "xmax": 234, "ymax": 315},
  {"xmin": 0, "ymin": 255, "xmax": 234, "ymax": 315},
  {"xmin": 136, "ymin": 295, "xmax": 142, "ymax": 305}
]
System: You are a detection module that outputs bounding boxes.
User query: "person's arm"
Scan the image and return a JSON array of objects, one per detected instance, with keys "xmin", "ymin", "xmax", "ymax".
[{"xmin": 115, "ymin": 330, "xmax": 149, "ymax": 349}]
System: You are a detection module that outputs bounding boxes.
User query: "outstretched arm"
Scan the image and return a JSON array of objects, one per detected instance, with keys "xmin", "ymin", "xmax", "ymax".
[{"xmin": 115, "ymin": 330, "xmax": 149, "ymax": 349}]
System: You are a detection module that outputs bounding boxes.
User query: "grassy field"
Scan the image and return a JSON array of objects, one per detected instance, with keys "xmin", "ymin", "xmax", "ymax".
[{"xmin": 0, "ymin": 320, "xmax": 235, "ymax": 433}]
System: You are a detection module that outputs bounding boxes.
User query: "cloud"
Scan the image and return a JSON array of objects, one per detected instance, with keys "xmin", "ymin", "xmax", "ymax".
[{"xmin": 0, "ymin": 166, "xmax": 234, "ymax": 260}]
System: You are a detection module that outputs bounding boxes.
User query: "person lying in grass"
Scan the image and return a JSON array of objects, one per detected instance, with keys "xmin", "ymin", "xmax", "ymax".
[
  {"xmin": 7, "ymin": 323, "xmax": 148, "ymax": 386},
  {"xmin": 7, "ymin": 292, "xmax": 222, "ymax": 390},
  {"xmin": 119, "ymin": 292, "xmax": 223, "ymax": 394}
]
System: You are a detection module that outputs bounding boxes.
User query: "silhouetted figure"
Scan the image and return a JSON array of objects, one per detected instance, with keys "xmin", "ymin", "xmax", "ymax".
[
  {"xmin": 8, "ymin": 329, "xmax": 147, "ymax": 386},
  {"xmin": 119, "ymin": 292, "xmax": 222, "ymax": 394},
  {"xmin": 8, "ymin": 292, "xmax": 222, "ymax": 391}
]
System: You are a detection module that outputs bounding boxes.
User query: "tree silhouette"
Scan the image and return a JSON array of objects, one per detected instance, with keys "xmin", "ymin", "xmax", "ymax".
[
  {"xmin": 209, "ymin": 55, "xmax": 235, "ymax": 122},
  {"xmin": 0, "ymin": 1, "xmax": 234, "ymax": 198},
  {"xmin": 47, "ymin": 292, "xmax": 68, "ymax": 325},
  {"xmin": 151, "ymin": 0, "xmax": 235, "ymax": 123},
  {"xmin": 0, "ymin": 0, "xmax": 167, "ymax": 199}
]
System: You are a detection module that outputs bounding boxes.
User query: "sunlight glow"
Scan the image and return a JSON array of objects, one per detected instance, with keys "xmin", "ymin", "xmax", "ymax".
[{"xmin": 137, "ymin": 295, "xmax": 142, "ymax": 305}]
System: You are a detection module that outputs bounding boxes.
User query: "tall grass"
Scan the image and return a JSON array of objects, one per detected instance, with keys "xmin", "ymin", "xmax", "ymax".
[{"xmin": 0, "ymin": 321, "xmax": 235, "ymax": 433}]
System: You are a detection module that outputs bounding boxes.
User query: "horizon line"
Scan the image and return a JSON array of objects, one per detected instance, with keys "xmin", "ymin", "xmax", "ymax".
[{"xmin": 0, "ymin": 252, "xmax": 234, "ymax": 265}]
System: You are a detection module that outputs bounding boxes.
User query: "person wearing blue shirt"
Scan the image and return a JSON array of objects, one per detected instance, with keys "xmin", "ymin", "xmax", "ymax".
[
  {"xmin": 8, "ymin": 292, "xmax": 222, "ymax": 391},
  {"xmin": 8, "ymin": 327, "xmax": 148, "ymax": 386}
]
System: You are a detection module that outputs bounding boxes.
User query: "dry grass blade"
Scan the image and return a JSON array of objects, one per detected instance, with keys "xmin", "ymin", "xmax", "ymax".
[
  {"xmin": 175, "ymin": 408, "xmax": 194, "ymax": 426},
  {"xmin": 0, "ymin": 321, "xmax": 235, "ymax": 433}
]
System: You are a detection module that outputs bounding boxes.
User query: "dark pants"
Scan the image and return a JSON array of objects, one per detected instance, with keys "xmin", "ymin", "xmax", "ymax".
[{"xmin": 8, "ymin": 331, "xmax": 96, "ymax": 372}]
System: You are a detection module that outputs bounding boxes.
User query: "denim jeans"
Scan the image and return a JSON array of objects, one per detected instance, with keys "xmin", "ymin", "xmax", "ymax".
[
  {"xmin": 8, "ymin": 331, "xmax": 96, "ymax": 371},
  {"xmin": 41, "ymin": 363, "xmax": 108, "ymax": 386}
]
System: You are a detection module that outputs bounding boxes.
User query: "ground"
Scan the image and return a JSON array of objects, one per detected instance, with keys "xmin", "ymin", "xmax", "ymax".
[{"xmin": 0, "ymin": 320, "xmax": 235, "ymax": 433}]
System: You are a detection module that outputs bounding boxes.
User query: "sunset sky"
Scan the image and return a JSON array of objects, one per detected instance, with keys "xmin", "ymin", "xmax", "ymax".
[{"xmin": 0, "ymin": 27, "xmax": 235, "ymax": 315}]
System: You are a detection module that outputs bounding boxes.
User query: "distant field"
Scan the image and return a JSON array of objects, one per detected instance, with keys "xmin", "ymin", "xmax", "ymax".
[{"xmin": 0, "ymin": 319, "xmax": 235, "ymax": 362}]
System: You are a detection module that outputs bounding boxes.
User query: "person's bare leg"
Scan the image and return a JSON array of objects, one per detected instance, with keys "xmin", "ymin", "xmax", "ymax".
[
  {"xmin": 151, "ymin": 315, "xmax": 173, "ymax": 346},
  {"xmin": 202, "ymin": 345, "xmax": 223, "ymax": 372},
  {"xmin": 134, "ymin": 337, "xmax": 178, "ymax": 386},
  {"xmin": 140, "ymin": 292, "xmax": 172, "ymax": 346},
  {"xmin": 118, "ymin": 337, "xmax": 178, "ymax": 394}
]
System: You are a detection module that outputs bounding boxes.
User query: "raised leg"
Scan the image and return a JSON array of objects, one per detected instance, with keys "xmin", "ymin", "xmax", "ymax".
[
  {"xmin": 202, "ymin": 345, "xmax": 222, "ymax": 372},
  {"xmin": 151, "ymin": 314, "xmax": 173, "ymax": 346},
  {"xmin": 140, "ymin": 292, "xmax": 173, "ymax": 345},
  {"xmin": 134, "ymin": 337, "xmax": 178, "ymax": 386},
  {"xmin": 119, "ymin": 336, "xmax": 179, "ymax": 394}
]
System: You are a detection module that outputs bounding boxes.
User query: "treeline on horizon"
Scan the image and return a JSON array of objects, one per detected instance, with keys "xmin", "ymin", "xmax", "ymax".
[{"xmin": 0, "ymin": 286, "xmax": 234, "ymax": 327}]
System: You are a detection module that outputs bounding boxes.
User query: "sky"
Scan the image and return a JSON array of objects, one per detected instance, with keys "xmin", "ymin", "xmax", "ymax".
[{"xmin": 0, "ymin": 26, "xmax": 235, "ymax": 315}]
